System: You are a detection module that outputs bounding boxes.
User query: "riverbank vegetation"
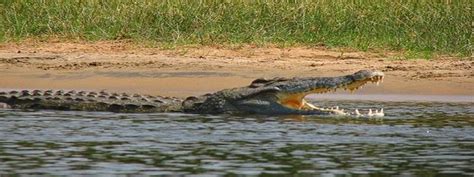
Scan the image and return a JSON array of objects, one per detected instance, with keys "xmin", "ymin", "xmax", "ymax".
[{"xmin": 0, "ymin": 0, "xmax": 470, "ymax": 56}]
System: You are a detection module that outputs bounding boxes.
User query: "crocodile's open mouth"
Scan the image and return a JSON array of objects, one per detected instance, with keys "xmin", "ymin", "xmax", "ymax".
[{"xmin": 277, "ymin": 71, "xmax": 385, "ymax": 116}]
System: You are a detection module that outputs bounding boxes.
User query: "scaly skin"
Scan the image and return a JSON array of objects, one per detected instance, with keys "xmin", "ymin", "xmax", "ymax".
[
  {"xmin": 0, "ymin": 70, "xmax": 384, "ymax": 115},
  {"xmin": 0, "ymin": 90, "xmax": 183, "ymax": 113}
]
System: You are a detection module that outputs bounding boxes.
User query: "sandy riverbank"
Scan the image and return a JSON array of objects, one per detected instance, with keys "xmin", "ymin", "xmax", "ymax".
[{"xmin": 0, "ymin": 41, "xmax": 472, "ymax": 99}]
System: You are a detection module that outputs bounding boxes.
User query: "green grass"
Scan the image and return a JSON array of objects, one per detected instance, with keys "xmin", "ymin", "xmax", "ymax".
[{"xmin": 0, "ymin": 0, "xmax": 471, "ymax": 56}]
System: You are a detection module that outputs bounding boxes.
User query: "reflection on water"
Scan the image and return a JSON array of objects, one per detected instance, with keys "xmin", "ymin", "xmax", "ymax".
[{"xmin": 0, "ymin": 101, "xmax": 473, "ymax": 176}]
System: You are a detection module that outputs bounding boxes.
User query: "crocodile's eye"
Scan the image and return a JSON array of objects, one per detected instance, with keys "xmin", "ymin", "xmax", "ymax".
[
  {"xmin": 183, "ymin": 96, "xmax": 202, "ymax": 107},
  {"xmin": 184, "ymin": 96, "xmax": 199, "ymax": 102}
]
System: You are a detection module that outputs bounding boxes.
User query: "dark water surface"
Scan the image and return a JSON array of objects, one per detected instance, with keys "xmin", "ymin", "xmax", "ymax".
[{"xmin": 0, "ymin": 100, "xmax": 473, "ymax": 176}]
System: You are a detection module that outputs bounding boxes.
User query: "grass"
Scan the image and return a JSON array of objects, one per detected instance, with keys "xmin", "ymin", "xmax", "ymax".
[{"xmin": 0, "ymin": 0, "xmax": 471, "ymax": 56}]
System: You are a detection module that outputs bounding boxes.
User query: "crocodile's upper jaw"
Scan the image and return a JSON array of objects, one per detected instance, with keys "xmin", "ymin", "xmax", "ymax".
[{"xmin": 274, "ymin": 70, "xmax": 385, "ymax": 116}]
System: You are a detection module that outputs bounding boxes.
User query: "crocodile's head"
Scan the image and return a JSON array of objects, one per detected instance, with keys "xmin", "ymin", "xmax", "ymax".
[{"xmin": 183, "ymin": 70, "xmax": 384, "ymax": 116}]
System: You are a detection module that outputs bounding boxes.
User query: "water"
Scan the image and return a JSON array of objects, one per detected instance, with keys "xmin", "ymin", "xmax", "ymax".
[{"xmin": 0, "ymin": 100, "xmax": 473, "ymax": 176}]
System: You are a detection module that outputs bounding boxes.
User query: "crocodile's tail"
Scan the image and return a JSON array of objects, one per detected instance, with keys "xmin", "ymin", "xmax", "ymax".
[{"xmin": 0, "ymin": 89, "xmax": 183, "ymax": 113}]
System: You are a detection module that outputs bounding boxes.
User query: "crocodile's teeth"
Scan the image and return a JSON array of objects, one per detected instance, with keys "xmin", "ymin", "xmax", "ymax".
[
  {"xmin": 373, "ymin": 108, "xmax": 384, "ymax": 117},
  {"xmin": 355, "ymin": 109, "xmax": 360, "ymax": 115},
  {"xmin": 379, "ymin": 108, "xmax": 384, "ymax": 115}
]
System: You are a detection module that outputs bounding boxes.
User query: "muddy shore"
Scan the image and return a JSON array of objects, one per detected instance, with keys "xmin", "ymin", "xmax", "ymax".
[{"xmin": 0, "ymin": 41, "xmax": 472, "ymax": 99}]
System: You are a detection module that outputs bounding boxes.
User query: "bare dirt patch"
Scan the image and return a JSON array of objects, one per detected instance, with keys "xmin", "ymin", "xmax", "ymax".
[{"xmin": 0, "ymin": 41, "xmax": 472, "ymax": 97}]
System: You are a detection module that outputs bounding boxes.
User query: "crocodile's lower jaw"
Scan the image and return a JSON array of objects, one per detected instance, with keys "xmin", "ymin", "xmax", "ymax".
[
  {"xmin": 278, "ymin": 75, "xmax": 384, "ymax": 117},
  {"xmin": 302, "ymin": 101, "xmax": 384, "ymax": 117}
]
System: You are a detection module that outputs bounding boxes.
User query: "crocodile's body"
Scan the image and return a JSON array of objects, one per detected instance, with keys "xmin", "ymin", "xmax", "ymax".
[
  {"xmin": 1, "ymin": 70, "xmax": 384, "ymax": 116},
  {"xmin": 0, "ymin": 90, "xmax": 183, "ymax": 113}
]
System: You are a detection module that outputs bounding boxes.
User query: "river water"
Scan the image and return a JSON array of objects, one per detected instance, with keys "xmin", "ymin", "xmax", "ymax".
[{"xmin": 0, "ymin": 100, "xmax": 473, "ymax": 176}]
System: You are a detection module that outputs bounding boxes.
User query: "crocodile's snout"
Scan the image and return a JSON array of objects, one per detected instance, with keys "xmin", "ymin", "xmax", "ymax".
[{"xmin": 352, "ymin": 70, "xmax": 384, "ymax": 81}]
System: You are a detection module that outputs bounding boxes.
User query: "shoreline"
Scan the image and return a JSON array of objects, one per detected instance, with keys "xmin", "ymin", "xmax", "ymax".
[
  {"xmin": 1, "ymin": 42, "xmax": 472, "ymax": 98},
  {"xmin": 310, "ymin": 94, "xmax": 473, "ymax": 103}
]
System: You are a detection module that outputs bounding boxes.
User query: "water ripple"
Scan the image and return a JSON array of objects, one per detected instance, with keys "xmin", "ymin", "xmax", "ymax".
[{"xmin": 0, "ymin": 101, "xmax": 473, "ymax": 176}]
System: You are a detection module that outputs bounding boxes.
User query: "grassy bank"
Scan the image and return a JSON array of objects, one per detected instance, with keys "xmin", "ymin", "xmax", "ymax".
[{"xmin": 0, "ymin": 0, "xmax": 471, "ymax": 56}]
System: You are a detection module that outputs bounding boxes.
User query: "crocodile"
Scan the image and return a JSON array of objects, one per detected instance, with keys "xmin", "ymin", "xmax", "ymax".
[{"xmin": 0, "ymin": 70, "xmax": 384, "ymax": 116}]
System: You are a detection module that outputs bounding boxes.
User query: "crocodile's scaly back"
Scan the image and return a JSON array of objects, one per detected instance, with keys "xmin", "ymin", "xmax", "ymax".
[{"xmin": 0, "ymin": 90, "xmax": 183, "ymax": 113}]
